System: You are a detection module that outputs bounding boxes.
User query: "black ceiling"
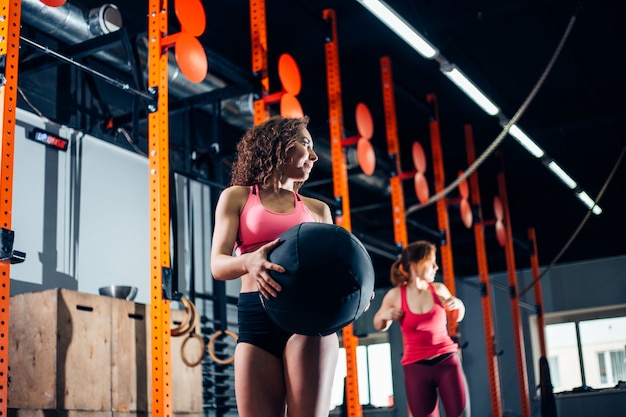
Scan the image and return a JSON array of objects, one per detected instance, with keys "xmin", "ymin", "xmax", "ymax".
[{"xmin": 16, "ymin": 0, "xmax": 626, "ymax": 290}]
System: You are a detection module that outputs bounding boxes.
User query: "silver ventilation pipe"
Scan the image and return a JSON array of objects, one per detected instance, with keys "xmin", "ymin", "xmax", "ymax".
[{"xmin": 21, "ymin": 0, "xmax": 121, "ymax": 43}]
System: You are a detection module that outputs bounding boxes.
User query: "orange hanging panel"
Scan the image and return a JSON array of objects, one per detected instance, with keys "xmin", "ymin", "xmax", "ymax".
[
  {"xmin": 426, "ymin": 94, "xmax": 458, "ymax": 338},
  {"xmin": 497, "ymin": 156, "xmax": 531, "ymax": 417},
  {"xmin": 465, "ymin": 125, "xmax": 503, "ymax": 417},
  {"xmin": 0, "ymin": 1, "xmax": 23, "ymax": 414},
  {"xmin": 380, "ymin": 56, "xmax": 408, "ymax": 249},
  {"xmin": 148, "ymin": 1, "xmax": 173, "ymax": 416},
  {"xmin": 323, "ymin": 9, "xmax": 361, "ymax": 417},
  {"xmin": 250, "ymin": 0, "xmax": 270, "ymax": 124}
]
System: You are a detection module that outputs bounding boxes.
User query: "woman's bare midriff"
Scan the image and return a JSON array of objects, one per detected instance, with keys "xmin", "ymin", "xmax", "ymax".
[{"xmin": 240, "ymin": 274, "xmax": 259, "ymax": 293}]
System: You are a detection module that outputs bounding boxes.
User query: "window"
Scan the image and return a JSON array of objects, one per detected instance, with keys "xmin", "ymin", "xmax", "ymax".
[
  {"xmin": 533, "ymin": 305, "xmax": 626, "ymax": 392},
  {"xmin": 330, "ymin": 336, "xmax": 394, "ymax": 410},
  {"xmin": 597, "ymin": 350, "xmax": 625, "ymax": 385},
  {"xmin": 547, "ymin": 356, "xmax": 561, "ymax": 390},
  {"xmin": 544, "ymin": 322, "xmax": 581, "ymax": 391}
]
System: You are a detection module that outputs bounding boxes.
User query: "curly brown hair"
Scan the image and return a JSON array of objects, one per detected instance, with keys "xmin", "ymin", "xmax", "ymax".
[
  {"xmin": 230, "ymin": 115, "xmax": 310, "ymax": 192},
  {"xmin": 390, "ymin": 240, "xmax": 436, "ymax": 287}
]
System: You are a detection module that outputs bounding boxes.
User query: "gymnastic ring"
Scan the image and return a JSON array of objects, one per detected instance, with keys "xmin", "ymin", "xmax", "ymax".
[
  {"xmin": 171, "ymin": 296, "xmax": 192, "ymax": 337},
  {"xmin": 207, "ymin": 329, "xmax": 238, "ymax": 365},
  {"xmin": 180, "ymin": 333, "xmax": 206, "ymax": 367},
  {"xmin": 188, "ymin": 298, "xmax": 200, "ymax": 331},
  {"xmin": 171, "ymin": 296, "xmax": 195, "ymax": 337}
]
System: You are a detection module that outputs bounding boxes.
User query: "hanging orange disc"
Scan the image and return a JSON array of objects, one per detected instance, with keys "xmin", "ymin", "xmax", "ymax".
[
  {"xmin": 460, "ymin": 199, "xmax": 473, "ymax": 229},
  {"xmin": 493, "ymin": 195, "xmax": 504, "ymax": 220},
  {"xmin": 175, "ymin": 33, "xmax": 208, "ymax": 83},
  {"xmin": 278, "ymin": 54, "xmax": 302, "ymax": 96},
  {"xmin": 280, "ymin": 93, "xmax": 304, "ymax": 118},
  {"xmin": 357, "ymin": 138, "xmax": 376, "ymax": 176},
  {"xmin": 355, "ymin": 103, "xmax": 373, "ymax": 141},
  {"xmin": 495, "ymin": 219, "xmax": 506, "ymax": 247},
  {"xmin": 174, "ymin": 0, "xmax": 206, "ymax": 37},
  {"xmin": 414, "ymin": 172, "xmax": 430, "ymax": 204},
  {"xmin": 40, "ymin": 0, "xmax": 67, "ymax": 6},
  {"xmin": 412, "ymin": 141, "xmax": 427, "ymax": 173},
  {"xmin": 458, "ymin": 171, "xmax": 469, "ymax": 199}
]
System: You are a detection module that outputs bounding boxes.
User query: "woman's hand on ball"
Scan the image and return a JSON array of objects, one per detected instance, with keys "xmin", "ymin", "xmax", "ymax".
[{"xmin": 250, "ymin": 238, "xmax": 285, "ymax": 298}]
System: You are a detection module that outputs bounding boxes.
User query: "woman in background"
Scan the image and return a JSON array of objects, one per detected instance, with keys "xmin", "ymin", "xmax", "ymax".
[{"xmin": 373, "ymin": 240, "xmax": 470, "ymax": 417}]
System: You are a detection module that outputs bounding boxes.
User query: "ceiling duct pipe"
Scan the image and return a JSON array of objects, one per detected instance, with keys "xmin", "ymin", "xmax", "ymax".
[{"xmin": 21, "ymin": 0, "xmax": 121, "ymax": 43}]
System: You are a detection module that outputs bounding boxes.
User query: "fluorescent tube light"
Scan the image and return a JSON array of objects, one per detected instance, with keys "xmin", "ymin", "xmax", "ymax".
[
  {"xmin": 547, "ymin": 161, "xmax": 577, "ymax": 189},
  {"xmin": 441, "ymin": 66, "xmax": 500, "ymax": 116},
  {"xmin": 356, "ymin": 0, "xmax": 439, "ymax": 59},
  {"xmin": 576, "ymin": 191, "xmax": 603, "ymax": 215},
  {"xmin": 356, "ymin": 0, "xmax": 601, "ymax": 216},
  {"xmin": 508, "ymin": 124, "xmax": 545, "ymax": 158}
]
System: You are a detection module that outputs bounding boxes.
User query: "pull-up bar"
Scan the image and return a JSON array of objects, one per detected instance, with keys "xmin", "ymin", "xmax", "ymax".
[{"xmin": 20, "ymin": 35, "xmax": 154, "ymax": 102}]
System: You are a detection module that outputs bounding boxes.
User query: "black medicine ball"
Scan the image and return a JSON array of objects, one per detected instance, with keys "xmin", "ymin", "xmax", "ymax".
[{"xmin": 261, "ymin": 222, "xmax": 375, "ymax": 336}]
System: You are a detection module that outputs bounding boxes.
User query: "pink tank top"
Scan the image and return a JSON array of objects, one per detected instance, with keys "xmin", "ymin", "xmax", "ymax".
[
  {"xmin": 399, "ymin": 283, "xmax": 458, "ymax": 365},
  {"xmin": 234, "ymin": 184, "xmax": 315, "ymax": 255}
]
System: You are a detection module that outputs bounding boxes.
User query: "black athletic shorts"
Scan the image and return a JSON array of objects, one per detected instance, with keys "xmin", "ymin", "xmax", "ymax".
[{"xmin": 237, "ymin": 291, "xmax": 293, "ymax": 358}]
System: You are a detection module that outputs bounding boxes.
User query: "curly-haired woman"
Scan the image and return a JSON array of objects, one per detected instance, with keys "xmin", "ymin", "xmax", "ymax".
[
  {"xmin": 373, "ymin": 240, "xmax": 470, "ymax": 417},
  {"xmin": 210, "ymin": 115, "xmax": 338, "ymax": 417}
]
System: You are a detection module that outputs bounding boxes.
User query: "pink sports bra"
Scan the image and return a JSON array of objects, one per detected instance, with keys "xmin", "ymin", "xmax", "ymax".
[{"xmin": 234, "ymin": 184, "xmax": 315, "ymax": 255}]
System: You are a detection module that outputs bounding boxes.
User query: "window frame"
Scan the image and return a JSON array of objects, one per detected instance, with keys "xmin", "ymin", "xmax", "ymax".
[
  {"xmin": 332, "ymin": 332, "xmax": 395, "ymax": 410},
  {"xmin": 530, "ymin": 303, "xmax": 626, "ymax": 392}
]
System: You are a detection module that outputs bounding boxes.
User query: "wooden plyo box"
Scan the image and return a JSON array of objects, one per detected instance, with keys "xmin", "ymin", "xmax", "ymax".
[
  {"xmin": 9, "ymin": 288, "xmax": 112, "ymax": 410},
  {"xmin": 111, "ymin": 299, "xmax": 148, "ymax": 413},
  {"xmin": 8, "ymin": 410, "xmax": 113, "ymax": 417},
  {"xmin": 112, "ymin": 301, "xmax": 204, "ymax": 413},
  {"xmin": 9, "ymin": 288, "xmax": 203, "ymax": 413},
  {"xmin": 166, "ymin": 309, "xmax": 205, "ymax": 413},
  {"xmin": 8, "ymin": 411, "xmax": 204, "ymax": 417}
]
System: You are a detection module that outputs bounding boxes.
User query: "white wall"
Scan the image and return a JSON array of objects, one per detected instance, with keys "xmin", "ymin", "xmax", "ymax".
[
  {"xmin": 10, "ymin": 109, "xmax": 151, "ymax": 302},
  {"xmin": 75, "ymin": 131, "xmax": 150, "ymax": 302}
]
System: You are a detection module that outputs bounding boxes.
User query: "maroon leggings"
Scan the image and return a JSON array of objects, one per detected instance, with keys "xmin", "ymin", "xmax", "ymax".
[{"xmin": 403, "ymin": 352, "xmax": 470, "ymax": 417}]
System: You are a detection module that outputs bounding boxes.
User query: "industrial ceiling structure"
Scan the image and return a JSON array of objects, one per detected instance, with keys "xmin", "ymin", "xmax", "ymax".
[{"xmin": 16, "ymin": 0, "xmax": 626, "ymax": 289}]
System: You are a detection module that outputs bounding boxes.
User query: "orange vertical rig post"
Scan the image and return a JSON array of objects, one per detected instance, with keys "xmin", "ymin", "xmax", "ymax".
[
  {"xmin": 426, "ymin": 94, "xmax": 458, "ymax": 338},
  {"xmin": 528, "ymin": 227, "xmax": 547, "ymax": 357},
  {"xmin": 380, "ymin": 56, "xmax": 408, "ymax": 249},
  {"xmin": 323, "ymin": 9, "xmax": 361, "ymax": 417},
  {"xmin": 497, "ymin": 154, "xmax": 531, "ymax": 417},
  {"xmin": 465, "ymin": 125, "xmax": 503, "ymax": 417},
  {"xmin": 0, "ymin": 1, "xmax": 24, "ymax": 415},
  {"xmin": 147, "ymin": 1, "xmax": 173, "ymax": 416},
  {"xmin": 250, "ymin": 0, "xmax": 270, "ymax": 124}
]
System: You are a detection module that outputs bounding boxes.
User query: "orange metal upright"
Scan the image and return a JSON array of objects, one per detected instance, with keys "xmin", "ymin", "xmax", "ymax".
[
  {"xmin": 250, "ymin": 0, "xmax": 270, "ymax": 124},
  {"xmin": 465, "ymin": 125, "xmax": 502, "ymax": 417},
  {"xmin": 380, "ymin": 57, "xmax": 408, "ymax": 249},
  {"xmin": 426, "ymin": 94, "xmax": 458, "ymax": 338},
  {"xmin": 497, "ymin": 156, "xmax": 531, "ymax": 417},
  {"xmin": 147, "ymin": 1, "xmax": 173, "ymax": 416},
  {"xmin": 380, "ymin": 54, "xmax": 412, "ymax": 417},
  {"xmin": 528, "ymin": 227, "xmax": 547, "ymax": 357},
  {"xmin": 0, "ymin": 1, "xmax": 23, "ymax": 415},
  {"xmin": 323, "ymin": 9, "xmax": 361, "ymax": 417}
]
